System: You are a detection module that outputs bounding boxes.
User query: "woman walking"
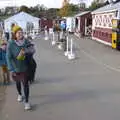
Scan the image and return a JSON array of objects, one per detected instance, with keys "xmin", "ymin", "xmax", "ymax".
[{"xmin": 6, "ymin": 25, "xmax": 34, "ymax": 110}]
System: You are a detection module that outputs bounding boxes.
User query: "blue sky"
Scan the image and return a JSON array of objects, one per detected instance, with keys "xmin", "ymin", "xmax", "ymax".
[{"xmin": 0, "ymin": 0, "xmax": 93, "ymax": 8}]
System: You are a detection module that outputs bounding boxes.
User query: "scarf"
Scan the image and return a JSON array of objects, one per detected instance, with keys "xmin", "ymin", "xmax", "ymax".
[{"xmin": 15, "ymin": 39, "xmax": 25, "ymax": 46}]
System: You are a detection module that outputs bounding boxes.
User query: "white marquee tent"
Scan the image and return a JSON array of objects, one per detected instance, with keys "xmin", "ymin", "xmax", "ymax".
[{"xmin": 4, "ymin": 12, "xmax": 40, "ymax": 32}]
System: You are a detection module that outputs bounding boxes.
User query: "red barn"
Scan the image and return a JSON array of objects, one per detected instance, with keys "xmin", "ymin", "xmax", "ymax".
[
  {"xmin": 40, "ymin": 18, "xmax": 53, "ymax": 31},
  {"xmin": 74, "ymin": 11, "xmax": 92, "ymax": 37},
  {"xmin": 92, "ymin": 2, "xmax": 120, "ymax": 46}
]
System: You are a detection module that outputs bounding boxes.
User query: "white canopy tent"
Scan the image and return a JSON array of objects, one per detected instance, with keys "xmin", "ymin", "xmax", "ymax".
[{"xmin": 4, "ymin": 12, "xmax": 40, "ymax": 33}]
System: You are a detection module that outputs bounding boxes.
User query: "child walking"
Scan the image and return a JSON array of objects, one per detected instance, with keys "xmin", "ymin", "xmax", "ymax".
[{"xmin": 0, "ymin": 40, "xmax": 10, "ymax": 85}]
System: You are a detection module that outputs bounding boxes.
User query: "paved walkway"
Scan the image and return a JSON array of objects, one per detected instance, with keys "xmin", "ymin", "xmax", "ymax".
[{"xmin": 1, "ymin": 35, "xmax": 120, "ymax": 120}]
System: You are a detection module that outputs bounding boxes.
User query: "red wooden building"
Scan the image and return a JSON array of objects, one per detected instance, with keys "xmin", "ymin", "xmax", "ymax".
[
  {"xmin": 74, "ymin": 11, "xmax": 92, "ymax": 37},
  {"xmin": 40, "ymin": 18, "xmax": 53, "ymax": 31},
  {"xmin": 92, "ymin": 2, "xmax": 120, "ymax": 46}
]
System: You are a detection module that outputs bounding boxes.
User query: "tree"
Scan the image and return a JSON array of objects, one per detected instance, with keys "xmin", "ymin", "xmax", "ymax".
[
  {"xmin": 59, "ymin": 3, "xmax": 80, "ymax": 17},
  {"xmin": 88, "ymin": 0, "xmax": 105, "ymax": 11},
  {"xmin": 59, "ymin": 3, "xmax": 69, "ymax": 17},
  {"xmin": 59, "ymin": 0, "xmax": 69, "ymax": 17},
  {"xmin": 31, "ymin": 4, "xmax": 48, "ymax": 17},
  {"xmin": 79, "ymin": 2, "xmax": 86, "ymax": 11},
  {"xmin": 20, "ymin": 6, "xmax": 30, "ymax": 13},
  {"xmin": 62, "ymin": 0, "xmax": 70, "ymax": 7},
  {"xmin": 34, "ymin": 4, "xmax": 47, "ymax": 12},
  {"xmin": 46, "ymin": 8, "xmax": 59, "ymax": 19}
]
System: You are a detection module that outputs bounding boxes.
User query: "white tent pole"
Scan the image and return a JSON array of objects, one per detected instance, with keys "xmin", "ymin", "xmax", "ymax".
[
  {"xmin": 52, "ymin": 32, "xmax": 56, "ymax": 46},
  {"xmin": 44, "ymin": 28, "xmax": 49, "ymax": 40},
  {"xmin": 53, "ymin": 32, "xmax": 55, "ymax": 41},
  {"xmin": 70, "ymin": 38, "xmax": 73, "ymax": 54},
  {"xmin": 64, "ymin": 36, "xmax": 69, "ymax": 56},
  {"xmin": 67, "ymin": 36, "xmax": 69, "ymax": 53},
  {"xmin": 68, "ymin": 38, "xmax": 76, "ymax": 60}
]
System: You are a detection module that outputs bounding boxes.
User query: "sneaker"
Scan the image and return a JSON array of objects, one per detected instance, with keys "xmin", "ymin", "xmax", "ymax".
[
  {"xmin": 24, "ymin": 103, "xmax": 31, "ymax": 110},
  {"xmin": 17, "ymin": 95, "xmax": 23, "ymax": 102}
]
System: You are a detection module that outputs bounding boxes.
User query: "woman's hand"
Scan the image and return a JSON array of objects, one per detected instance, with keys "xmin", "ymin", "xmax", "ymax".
[
  {"xmin": 20, "ymin": 48, "xmax": 25, "ymax": 55},
  {"xmin": 17, "ymin": 48, "xmax": 25, "ymax": 60}
]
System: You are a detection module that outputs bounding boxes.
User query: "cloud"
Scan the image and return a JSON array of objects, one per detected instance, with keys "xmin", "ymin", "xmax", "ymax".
[
  {"xmin": 0, "ymin": 0, "xmax": 93, "ymax": 8},
  {"xmin": 0, "ymin": 0, "xmax": 11, "ymax": 1}
]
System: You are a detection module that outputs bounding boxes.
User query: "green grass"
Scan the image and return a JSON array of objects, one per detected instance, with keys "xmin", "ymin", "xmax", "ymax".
[{"xmin": 0, "ymin": 15, "xmax": 11, "ymax": 20}]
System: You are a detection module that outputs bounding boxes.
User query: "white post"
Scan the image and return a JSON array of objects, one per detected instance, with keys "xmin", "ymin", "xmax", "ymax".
[
  {"xmin": 64, "ymin": 36, "xmax": 69, "ymax": 56},
  {"xmin": 52, "ymin": 32, "xmax": 56, "ymax": 45},
  {"xmin": 58, "ymin": 31, "xmax": 63, "ymax": 50},
  {"xmin": 85, "ymin": 18, "xmax": 87, "ymax": 36},
  {"xmin": 70, "ymin": 38, "xmax": 73, "ymax": 54},
  {"xmin": 60, "ymin": 31, "xmax": 63, "ymax": 40},
  {"xmin": 53, "ymin": 32, "xmax": 55, "ymax": 41},
  {"xmin": 58, "ymin": 29, "xmax": 65, "ymax": 50},
  {"xmin": 68, "ymin": 38, "xmax": 76, "ymax": 60},
  {"xmin": 58, "ymin": 43, "xmax": 63, "ymax": 50},
  {"xmin": 45, "ymin": 30, "xmax": 49, "ymax": 40}
]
